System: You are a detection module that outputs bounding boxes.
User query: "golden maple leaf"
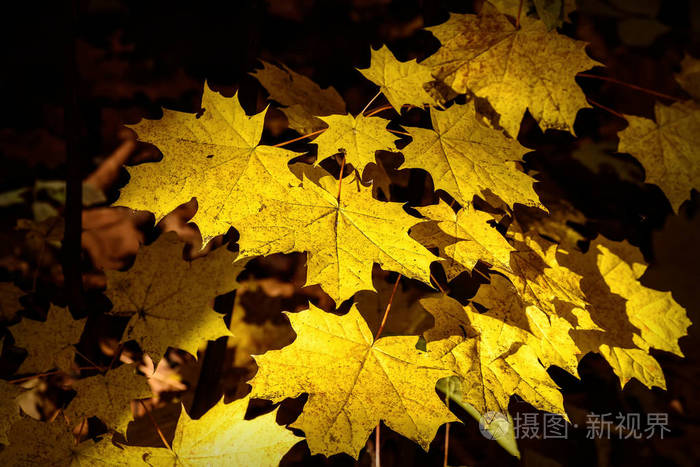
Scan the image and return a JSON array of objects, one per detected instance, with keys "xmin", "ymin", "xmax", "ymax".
[
  {"xmin": 237, "ymin": 169, "xmax": 438, "ymax": 304},
  {"xmin": 116, "ymin": 83, "xmax": 302, "ymax": 246},
  {"xmin": 66, "ymin": 364, "xmax": 152, "ymax": 435},
  {"xmin": 0, "ymin": 418, "xmax": 116, "ymax": 466},
  {"xmin": 357, "ymin": 45, "xmax": 435, "ymax": 112},
  {"xmin": 106, "ymin": 232, "xmax": 245, "ymax": 361},
  {"xmin": 564, "ymin": 237, "xmax": 691, "ymax": 389},
  {"xmin": 86, "ymin": 396, "xmax": 300, "ymax": 466},
  {"xmin": 401, "ymin": 101, "xmax": 543, "ymax": 209},
  {"xmin": 251, "ymin": 60, "xmax": 347, "ymax": 134},
  {"xmin": 471, "ymin": 274, "xmax": 582, "ymax": 377},
  {"xmin": 250, "ymin": 304, "xmax": 457, "ymax": 458},
  {"xmin": 618, "ymin": 100, "xmax": 700, "ymax": 212},
  {"xmin": 312, "ymin": 114, "xmax": 396, "ymax": 169},
  {"xmin": 422, "ymin": 4, "xmax": 600, "ymax": 136},
  {"xmin": 9, "ymin": 305, "xmax": 86, "ymax": 374},
  {"xmin": 413, "ymin": 199, "xmax": 514, "ymax": 280},
  {"xmin": 422, "ymin": 293, "xmax": 567, "ymax": 417}
]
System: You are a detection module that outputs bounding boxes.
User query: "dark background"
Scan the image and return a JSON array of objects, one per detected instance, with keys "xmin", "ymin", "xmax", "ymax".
[{"xmin": 1, "ymin": 0, "xmax": 699, "ymax": 466}]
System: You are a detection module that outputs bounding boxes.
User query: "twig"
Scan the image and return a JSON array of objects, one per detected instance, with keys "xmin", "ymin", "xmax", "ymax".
[{"xmin": 139, "ymin": 400, "xmax": 172, "ymax": 451}]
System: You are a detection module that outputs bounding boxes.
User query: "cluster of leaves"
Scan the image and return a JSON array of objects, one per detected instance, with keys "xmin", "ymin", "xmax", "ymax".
[{"xmin": 0, "ymin": 0, "xmax": 697, "ymax": 465}]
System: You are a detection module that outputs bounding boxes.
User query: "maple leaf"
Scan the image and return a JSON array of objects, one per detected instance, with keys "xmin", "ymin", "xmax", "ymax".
[
  {"xmin": 237, "ymin": 169, "xmax": 438, "ymax": 304},
  {"xmin": 89, "ymin": 396, "xmax": 300, "ymax": 466},
  {"xmin": 675, "ymin": 54, "xmax": 700, "ymax": 101},
  {"xmin": 564, "ymin": 237, "xmax": 691, "ymax": 389},
  {"xmin": 0, "ymin": 418, "xmax": 117, "ymax": 466},
  {"xmin": 0, "ymin": 282, "xmax": 24, "ymax": 322},
  {"xmin": 422, "ymin": 293, "xmax": 567, "ymax": 417},
  {"xmin": 618, "ymin": 100, "xmax": 700, "ymax": 212},
  {"xmin": 471, "ymin": 274, "xmax": 582, "ymax": 377},
  {"xmin": 357, "ymin": 45, "xmax": 435, "ymax": 112},
  {"xmin": 413, "ymin": 199, "xmax": 514, "ymax": 280},
  {"xmin": 106, "ymin": 232, "xmax": 245, "ymax": 361},
  {"xmin": 498, "ymin": 227, "xmax": 589, "ymax": 323},
  {"xmin": 401, "ymin": 101, "xmax": 543, "ymax": 209},
  {"xmin": 251, "ymin": 60, "xmax": 347, "ymax": 134},
  {"xmin": 0, "ymin": 377, "xmax": 24, "ymax": 445},
  {"xmin": 312, "ymin": 114, "xmax": 396, "ymax": 169},
  {"xmin": 422, "ymin": 4, "xmax": 600, "ymax": 136},
  {"xmin": 250, "ymin": 304, "xmax": 457, "ymax": 458},
  {"xmin": 115, "ymin": 83, "xmax": 302, "ymax": 246},
  {"xmin": 66, "ymin": 364, "xmax": 152, "ymax": 435},
  {"xmin": 9, "ymin": 305, "xmax": 86, "ymax": 374}
]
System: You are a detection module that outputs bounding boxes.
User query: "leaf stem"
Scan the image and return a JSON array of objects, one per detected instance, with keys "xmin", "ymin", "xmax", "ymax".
[
  {"xmin": 365, "ymin": 105, "xmax": 393, "ymax": 117},
  {"xmin": 139, "ymin": 399, "xmax": 172, "ymax": 451},
  {"xmin": 374, "ymin": 274, "xmax": 401, "ymax": 341},
  {"xmin": 430, "ymin": 273, "xmax": 447, "ymax": 294},
  {"xmin": 516, "ymin": 0, "xmax": 524, "ymax": 29},
  {"xmin": 361, "ymin": 90, "xmax": 383, "ymax": 116},
  {"xmin": 336, "ymin": 156, "xmax": 346, "ymax": 202},
  {"xmin": 577, "ymin": 73, "xmax": 682, "ymax": 101},
  {"xmin": 375, "ymin": 423, "xmax": 381, "ymax": 467}
]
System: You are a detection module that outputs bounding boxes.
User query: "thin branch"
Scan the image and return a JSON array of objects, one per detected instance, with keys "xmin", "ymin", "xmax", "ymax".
[
  {"xmin": 577, "ymin": 73, "xmax": 683, "ymax": 101},
  {"xmin": 8, "ymin": 366, "xmax": 102, "ymax": 384},
  {"xmin": 139, "ymin": 400, "xmax": 172, "ymax": 451},
  {"xmin": 374, "ymin": 274, "xmax": 401, "ymax": 341},
  {"xmin": 587, "ymin": 97, "xmax": 625, "ymax": 119}
]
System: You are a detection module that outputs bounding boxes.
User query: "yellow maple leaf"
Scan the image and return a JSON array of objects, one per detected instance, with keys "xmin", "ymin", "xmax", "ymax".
[
  {"xmin": 9, "ymin": 305, "xmax": 86, "ymax": 374},
  {"xmin": 251, "ymin": 60, "xmax": 347, "ymax": 134},
  {"xmin": 402, "ymin": 101, "xmax": 543, "ymax": 209},
  {"xmin": 250, "ymin": 304, "xmax": 457, "ymax": 458},
  {"xmin": 106, "ymin": 232, "xmax": 245, "ymax": 361},
  {"xmin": 0, "ymin": 282, "xmax": 24, "ymax": 322},
  {"xmin": 413, "ymin": 199, "xmax": 514, "ymax": 280},
  {"xmin": 566, "ymin": 237, "xmax": 691, "ymax": 389},
  {"xmin": 498, "ymin": 228, "xmax": 589, "ymax": 322},
  {"xmin": 422, "ymin": 293, "xmax": 567, "ymax": 417},
  {"xmin": 0, "ymin": 418, "xmax": 119, "ymax": 466},
  {"xmin": 618, "ymin": 100, "xmax": 700, "ymax": 212},
  {"xmin": 66, "ymin": 364, "xmax": 152, "ymax": 435},
  {"xmin": 357, "ymin": 45, "xmax": 435, "ymax": 112},
  {"xmin": 422, "ymin": 4, "xmax": 600, "ymax": 136},
  {"xmin": 237, "ymin": 169, "xmax": 438, "ymax": 304},
  {"xmin": 89, "ymin": 396, "xmax": 300, "ymax": 466},
  {"xmin": 116, "ymin": 83, "xmax": 302, "ymax": 246},
  {"xmin": 471, "ymin": 274, "xmax": 582, "ymax": 377},
  {"xmin": 312, "ymin": 114, "xmax": 396, "ymax": 169}
]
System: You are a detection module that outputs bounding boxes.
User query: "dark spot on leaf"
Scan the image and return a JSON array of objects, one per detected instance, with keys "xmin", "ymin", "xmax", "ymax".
[{"xmin": 207, "ymin": 154, "xmax": 214, "ymax": 159}]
